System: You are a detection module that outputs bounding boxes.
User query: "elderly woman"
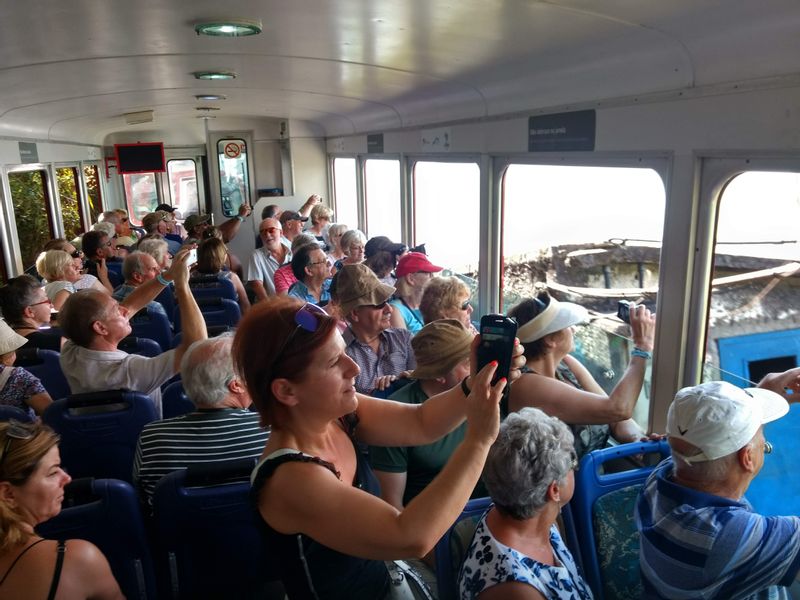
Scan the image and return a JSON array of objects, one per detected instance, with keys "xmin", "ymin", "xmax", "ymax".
[
  {"xmin": 507, "ymin": 293, "xmax": 656, "ymax": 458},
  {"xmin": 0, "ymin": 421, "xmax": 124, "ymax": 598},
  {"xmin": 137, "ymin": 236, "xmax": 171, "ymax": 270},
  {"xmin": 327, "ymin": 223, "xmax": 349, "ymax": 264},
  {"xmin": 35, "ymin": 250, "xmax": 90, "ymax": 311},
  {"xmin": 420, "ymin": 275, "xmax": 477, "ymax": 334},
  {"xmin": 337, "ymin": 229, "xmax": 367, "ymax": 268},
  {"xmin": 389, "ymin": 252, "xmax": 443, "ymax": 334},
  {"xmin": 0, "ymin": 276, "xmax": 60, "ymax": 350},
  {"xmin": 43, "ymin": 239, "xmax": 110, "ymax": 292},
  {"xmin": 235, "ymin": 296, "xmax": 522, "ymax": 599},
  {"xmin": 459, "ymin": 407, "xmax": 593, "ymax": 599},
  {"xmin": 287, "ymin": 243, "xmax": 332, "ymax": 305},
  {"xmin": 0, "ymin": 321, "xmax": 52, "ymax": 418},
  {"xmin": 192, "ymin": 237, "xmax": 250, "ymax": 314}
]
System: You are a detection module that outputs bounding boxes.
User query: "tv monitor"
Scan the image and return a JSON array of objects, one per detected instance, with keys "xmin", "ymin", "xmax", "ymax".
[{"xmin": 114, "ymin": 143, "xmax": 166, "ymax": 174}]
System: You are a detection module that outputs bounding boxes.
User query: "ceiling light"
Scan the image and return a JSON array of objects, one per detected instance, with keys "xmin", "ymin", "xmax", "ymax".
[
  {"xmin": 193, "ymin": 71, "xmax": 236, "ymax": 80},
  {"xmin": 195, "ymin": 19, "xmax": 262, "ymax": 37},
  {"xmin": 195, "ymin": 94, "xmax": 226, "ymax": 101}
]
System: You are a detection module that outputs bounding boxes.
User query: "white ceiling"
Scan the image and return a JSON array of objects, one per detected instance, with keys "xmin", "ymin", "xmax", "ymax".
[{"xmin": 1, "ymin": 0, "xmax": 799, "ymax": 143}]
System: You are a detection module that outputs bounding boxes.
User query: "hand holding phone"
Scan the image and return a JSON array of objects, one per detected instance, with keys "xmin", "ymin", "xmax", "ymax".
[
  {"xmin": 476, "ymin": 314, "xmax": 518, "ymax": 385},
  {"xmin": 187, "ymin": 248, "xmax": 198, "ymax": 267}
]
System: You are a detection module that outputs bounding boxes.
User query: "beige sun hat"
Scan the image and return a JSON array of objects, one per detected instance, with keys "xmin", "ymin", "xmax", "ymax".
[{"xmin": 0, "ymin": 319, "xmax": 28, "ymax": 356}]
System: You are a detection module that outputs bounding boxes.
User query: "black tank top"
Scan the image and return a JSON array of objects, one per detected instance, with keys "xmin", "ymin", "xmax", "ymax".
[{"xmin": 250, "ymin": 415, "xmax": 390, "ymax": 600}]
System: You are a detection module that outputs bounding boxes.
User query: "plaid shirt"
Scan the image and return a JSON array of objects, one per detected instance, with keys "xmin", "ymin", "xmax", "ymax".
[{"xmin": 342, "ymin": 327, "xmax": 415, "ymax": 394}]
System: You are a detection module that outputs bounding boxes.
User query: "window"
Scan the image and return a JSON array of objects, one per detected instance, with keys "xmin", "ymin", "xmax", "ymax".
[
  {"xmin": 56, "ymin": 167, "xmax": 84, "ymax": 240},
  {"xmin": 364, "ymin": 159, "xmax": 401, "ymax": 241},
  {"xmin": 217, "ymin": 139, "xmax": 249, "ymax": 217},
  {"xmin": 332, "ymin": 158, "xmax": 359, "ymax": 230},
  {"xmin": 124, "ymin": 173, "xmax": 158, "ymax": 225},
  {"xmin": 9, "ymin": 170, "xmax": 54, "ymax": 270},
  {"xmin": 167, "ymin": 159, "xmax": 199, "ymax": 218},
  {"xmin": 501, "ymin": 164, "xmax": 666, "ymax": 426},
  {"xmin": 83, "ymin": 164, "xmax": 103, "ymax": 224}
]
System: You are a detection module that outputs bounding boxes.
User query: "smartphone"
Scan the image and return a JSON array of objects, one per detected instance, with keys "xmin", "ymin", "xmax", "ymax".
[
  {"xmin": 617, "ymin": 300, "xmax": 634, "ymax": 324},
  {"xmin": 187, "ymin": 248, "xmax": 198, "ymax": 267},
  {"xmin": 477, "ymin": 314, "xmax": 518, "ymax": 385}
]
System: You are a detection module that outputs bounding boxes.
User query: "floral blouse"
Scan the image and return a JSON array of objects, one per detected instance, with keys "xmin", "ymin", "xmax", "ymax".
[{"xmin": 0, "ymin": 365, "xmax": 45, "ymax": 419}]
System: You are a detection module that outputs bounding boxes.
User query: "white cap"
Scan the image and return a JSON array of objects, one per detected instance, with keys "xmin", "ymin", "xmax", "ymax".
[
  {"xmin": 516, "ymin": 296, "xmax": 589, "ymax": 343},
  {"xmin": 0, "ymin": 319, "xmax": 27, "ymax": 356},
  {"xmin": 667, "ymin": 381, "xmax": 788, "ymax": 462}
]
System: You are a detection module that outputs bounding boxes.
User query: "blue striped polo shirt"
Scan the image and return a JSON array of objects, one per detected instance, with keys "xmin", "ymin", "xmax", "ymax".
[{"xmin": 635, "ymin": 458, "xmax": 800, "ymax": 599}]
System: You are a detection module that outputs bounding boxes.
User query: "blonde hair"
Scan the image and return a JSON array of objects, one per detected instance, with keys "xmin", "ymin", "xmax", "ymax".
[
  {"xmin": 310, "ymin": 204, "xmax": 333, "ymax": 225},
  {"xmin": 35, "ymin": 250, "xmax": 72, "ymax": 281},
  {"xmin": 0, "ymin": 422, "xmax": 60, "ymax": 551},
  {"xmin": 138, "ymin": 238, "xmax": 169, "ymax": 267},
  {"xmin": 420, "ymin": 276, "xmax": 470, "ymax": 324}
]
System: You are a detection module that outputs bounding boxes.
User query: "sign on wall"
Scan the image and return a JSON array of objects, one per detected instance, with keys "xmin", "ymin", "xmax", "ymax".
[{"xmin": 528, "ymin": 110, "xmax": 595, "ymax": 152}]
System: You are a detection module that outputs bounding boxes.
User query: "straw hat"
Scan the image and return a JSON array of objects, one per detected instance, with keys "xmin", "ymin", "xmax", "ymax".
[{"xmin": 0, "ymin": 319, "xmax": 28, "ymax": 356}]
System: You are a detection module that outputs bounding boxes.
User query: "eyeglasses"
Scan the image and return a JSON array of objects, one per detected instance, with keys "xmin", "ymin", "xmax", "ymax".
[
  {"xmin": 29, "ymin": 298, "xmax": 52, "ymax": 308},
  {"xmin": 460, "ymin": 300, "xmax": 471, "ymax": 311},
  {"xmin": 270, "ymin": 304, "xmax": 328, "ymax": 379},
  {"xmin": 570, "ymin": 455, "xmax": 580, "ymax": 471},
  {"xmin": 260, "ymin": 227, "xmax": 281, "ymax": 235},
  {"xmin": 308, "ymin": 260, "xmax": 328, "ymax": 266},
  {"xmin": 70, "ymin": 250, "xmax": 84, "ymax": 259},
  {"xmin": 0, "ymin": 420, "xmax": 35, "ymax": 470}
]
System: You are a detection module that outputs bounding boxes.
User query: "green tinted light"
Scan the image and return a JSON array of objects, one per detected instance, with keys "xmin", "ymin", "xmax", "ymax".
[
  {"xmin": 193, "ymin": 71, "xmax": 236, "ymax": 81},
  {"xmin": 195, "ymin": 20, "xmax": 262, "ymax": 37}
]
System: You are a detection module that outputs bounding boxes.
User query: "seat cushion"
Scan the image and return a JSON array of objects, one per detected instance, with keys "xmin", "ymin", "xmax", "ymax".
[{"xmin": 593, "ymin": 484, "xmax": 642, "ymax": 600}]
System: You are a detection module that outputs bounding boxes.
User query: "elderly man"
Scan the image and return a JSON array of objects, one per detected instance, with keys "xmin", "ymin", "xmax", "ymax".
[
  {"xmin": 58, "ymin": 248, "xmax": 206, "ymax": 417},
  {"xmin": 112, "ymin": 251, "xmax": 168, "ymax": 318},
  {"xmin": 184, "ymin": 204, "xmax": 252, "ymax": 243},
  {"xmin": 370, "ymin": 319, "xmax": 485, "ymax": 509},
  {"xmin": 142, "ymin": 211, "xmax": 181, "ymax": 256},
  {"xmin": 635, "ymin": 380, "xmax": 800, "ymax": 599},
  {"xmin": 247, "ymin": 217, "xmax": 291, "ymax": 301},
  {"xmin": 287, "ymin": 242, "xmax": 332, "ymax": 305},
  {"xmin": 335, "ymin": 263, "xmax": 415, "ymax": 394},
  {"xmin": 132, "ymin": 334, "xmax": 269, "ymax": 509},
  {"xmin": 279, "ymin": 210, "xmax": 308, "ymax": 244}
]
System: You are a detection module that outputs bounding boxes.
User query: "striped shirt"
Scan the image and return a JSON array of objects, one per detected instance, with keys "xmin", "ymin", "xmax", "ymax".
[
  {"xmin": 635, "ymin": 458, "xmax": 800, "ymax": 599},
  {"xmin": 342, "ymin": 327, "xmax": 415, "ymax": 394},
  {"xmin": 133, "ymin": 408, "xmax": 269, "ymax": 508}
]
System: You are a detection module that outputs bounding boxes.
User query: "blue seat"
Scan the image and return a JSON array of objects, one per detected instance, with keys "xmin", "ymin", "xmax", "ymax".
[
  {"xmin": 0, "ymin": 405, "xmax": 34, "ymax": 421},
  {"xmin": 189, "ymin": 273, "xmax": 237, "ymax": 301},
  {"xmin": 42, "ymin": 390, "xmax": 158, "ymax": 482},
  {"xmin": 14, "ymin": 347, "xmax": 71, "ymax": 400},
  {"xmin": 174, "ymin": 297, "xmax": 241, "ymax": 332},
  {"xmin": 129, "ymin": 306, "xmax": 173, "ymax": 354},
  {"xmin": 565, "ymin": 440, "xmax": 671, "ymax": 600},
  {"xmin": 154, "ymin": 285, "xmax": 176, "ymax": 323},
  {"xmin": 37, "ymin": 477, "xmax": 157, "ymax": 600},
  {"xmin": 434, "ymin": 496, "xmax": 492, "ymax": 600},
  {"xmin": 371, "ymin": 377, "xmax": 412, "ymax": 399},
  {"xmin": 119, "ymin": 335, "xmax": 163, "ymax": 357},
  {"xmin": 171, "ymin": 324, "xmax": 233, "ymax": 349},
  {"xmin": 162, "ymin": 381, "xmax": 194, "ymax": 419},
  {"xmin": 152, "ymin": 459, "xmax": 280, "ymax": 599}
]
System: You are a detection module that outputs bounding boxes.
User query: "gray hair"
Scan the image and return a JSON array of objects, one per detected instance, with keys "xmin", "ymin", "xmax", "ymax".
[
  {"xmin": 137, "ymin": 238, "xmax": 169, "ymax": 266},
  {"xmin": 98, "ymin": 211, "xmax": 121, "ymax": 225},
  {"xmin": 340, "ymin": 229, "xmax": 366, "ymax": 254},
  {"xmin": 291, "ymin": 232, "xmax": 318, "ymax": 253},
  {"xmin": 483, "ymin": 407, "xmax": 575, "ymax": 520},
  {"xmin": 180, "ymin": 334, "xmax": 236, "ymax": 408},
  {"xmin": 92, "ymin": 221, "xmax": 116, "ymax": 238},
  {"xmin": 122, "ymin": 251, "xmax": 152, "ymax": 281}
]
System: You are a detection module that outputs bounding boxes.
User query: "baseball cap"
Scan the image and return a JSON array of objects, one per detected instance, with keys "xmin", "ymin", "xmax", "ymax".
[
  {"xmin": 410, "ymin": 319, "xmax": 472, "ymax": 380},
  {"xmin": 516, "ymin": 295, "xmax": 589, "ymax": 343},
  {"xmin": 141, "ymin": 211, "xmax": 168, "ymax": 232},
  {"xmin": 184, "ymin": 213, "xmax": 211, "ymax": 231},
  {"xmin": 364, "ymin": 236, "xmax": 406, "ymax": 259},
  {"xmin": 335, "ymin": 264, "xmax": 395, "ymax": 315},
  {"xmin": 280, "ymin": 211, "xmax": 308, "ymax": 226},
  {"xmin": 155, "ymin": 203, "xmax": 176, "ymax": 213},
  {"xmin": 667, "ymin": 381, "xmax": 789, "ymax": 462},
  {"xmin": 395, "ymin": 252, "xmax": 443, "ymax": 278}
]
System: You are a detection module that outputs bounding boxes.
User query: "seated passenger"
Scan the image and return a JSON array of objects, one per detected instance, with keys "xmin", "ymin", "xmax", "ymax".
[
  {"xmin": 235, "ymin": 296, "xmax": 521, "ymax": 600},
  {"xmin": 0, "ymin": 421, "xmax": 124, "ymax": 599},
  {"xmin": 389, "ymin": 252, "xmax": 442, "ymax": 334},
  {"xmin": 0, "ymin": 276, "xmax": 60, "ymax": 351},
  {"xmin": 108, "ymin": 208, "xmax": 140, "ymax": 248},
  {"xmin": 287, "ymin": 243, "xmax": 333, "ymax": 305},
  {"xmin": 36, "ymin": 250, "xmax": 93, "ymax": 311},
  {"xmin": 82, "ymin": 229, "xmax": 121, "ymax": 287},
  {"xmin": 137, "ymin": 236, "xmax": 172, "ymax": 271},
  {"xmin": 57, "ymin": 248, "xmax": 206, "ymax": 417},
  {"xmin": 43, "ymin": 239, "xmax": 106, "ymax": 292},
  {"xmin": 142, "ymin": 211, "xmax": 181, "ymax": 256},
  {"xmin": 191, "ymin": 237, "xmax": 250, "ymax": 314},
  {"xmin": 113, "ymin": 251, "xmax": 169, "ymax": 318},
  {"xmin": 201, "ymin": 226, "xmax": 244, "ymax": 280},
  {"xmin": 326, "ymin": 223, "xmax": 349, "ymax": 265},
  {"xmin": 307, "ymin": 204, "xmax": 333, "ymax": 247},
  {"xmin": 371, "ymin": 319, "xmax": 486, "ymax": 508},
  {"xmin": 335, "ymin": 264, "xmax": 415, "ymax": 394},
  {"xmin": 508, "ymin": 293, "xmax": 656, "ymax": 458},
  {"xmin": 247, "ymin": 218, "xmax": 291, "ymax": 301},
  {"xmin": 459, "ymin": 407, "xmax": 593, "ymax": 599},
  {"xmin": 635, "ymin": 381, "xmax": 799, "ymax": 599},
  {"xmin": 273, "ymin": 233, "xmax": 317, "ymax": 295},
  {"xmin": 133, "ymin": 334, "xmax": 268, "ymax": 509},
  {"xmin": 0, "ymin": 320, "xmax": 52, "ymax": 418},
  {"xmin": 337, "ymin": 229, "xmax": 367, "ymax": 268},
  {"xmin": 420, "ymin": 275, "xmax": 478, "ymax": 334}
]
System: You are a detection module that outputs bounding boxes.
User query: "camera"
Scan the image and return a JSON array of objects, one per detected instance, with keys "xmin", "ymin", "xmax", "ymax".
[{"xmin": 617, "ymin": 300, "xmax": 635, "ymax": 324}]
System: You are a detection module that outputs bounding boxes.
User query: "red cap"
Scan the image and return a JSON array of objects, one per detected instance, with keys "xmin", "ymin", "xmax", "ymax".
[{"xmin": 395, "ymin": 252, "xmax": 443, "ymax": 278}]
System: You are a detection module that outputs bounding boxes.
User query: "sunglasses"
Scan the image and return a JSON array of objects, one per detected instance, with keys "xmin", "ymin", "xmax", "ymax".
[
  {"xmin": 270, "ymin": 304, "xmax": 328, "ymax": 378},
  {"xmin": 70, "ymin": 250, "xmax": 84, "ymax": 259},
  {"xmin": 0, "ymin": 420, "xmax": 35, "ymax": 470},
  {"xmin": 260, "ymin": 227, "xmax": 281, "ymax": 235},
  {"xmin": 363, "ymin": 301, "xmax": 388, "ymax": 310},
  {"xmin": 460, "ymin": 300, "xmax": 471, "ymax": 311}
]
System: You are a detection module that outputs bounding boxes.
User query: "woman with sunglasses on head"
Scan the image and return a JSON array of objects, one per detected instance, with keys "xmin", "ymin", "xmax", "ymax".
[
  {"xmin": 235, "ymin": 296, "xmax": 523, "ymax": 600},
  {"xmin": 507, "ymin": 292, "xmax": 657, "ymax": 458},
  {"xmin": 0, "ymin": 421, "xmax": 124, "ymax": 599},
  {"xmin": 420, "ymin": 276, "xmax": 478, "ymax": 334},
  {"xmin": 35, "ymin": 250, "xmax": 95, "ymax": 312},
  {"xmin": 459, "ymin": 407, "xmax": 593, "ymax": 600}
]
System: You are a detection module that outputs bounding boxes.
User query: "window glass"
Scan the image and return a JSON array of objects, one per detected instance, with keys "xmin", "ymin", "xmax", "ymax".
[
  {"xmin": 502, "ymin": 164, "xmax": 666, "ymax": 426},
  {"xmin": 413, "ymin": 161, "xmax": 480, "ymax": 298},
  {"xmin": 83, "ymin": 164, "xmax": 103, "ymax": 224},
  {"xmin": 333, "ymin": 158, "xmax": 359, "ymax": 230},
  {"xmin": 217, "ymin": 139, "xmax": 249, "ymax": 217},
  {"xmin": 9, "ymin": 170, "xmax": 54, "ymax": 270},
  {"xmin": 167, "ymin": 159, "xmax": 199, "ymax": 218},
  {"xmin": 56, "ymin": 167, "xmax": 84, "ymax": 240},
  {"xmin": 364, "ymin": 159, "xmax": 401, "ymax": 241},
  {"xmin": 124, "ymin": 173, "xmax": 158, "ymax": 225}
]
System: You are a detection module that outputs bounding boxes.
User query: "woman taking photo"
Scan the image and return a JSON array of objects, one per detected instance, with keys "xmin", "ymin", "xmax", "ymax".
[
  {"xmin": 0, "ymin": 421, "xmax": 124, "ymax": 599},
  {"xmin": 508, "ymin": 293, "xmax": 656, "ymax": 457},
  {"xmin": 235, "ymin": 297, "xmax": 521, "ymax": 599}
]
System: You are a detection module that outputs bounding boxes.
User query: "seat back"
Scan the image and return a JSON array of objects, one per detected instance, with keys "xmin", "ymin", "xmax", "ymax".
[
  {"xmin": 566, "ymin": 440, "xmax": 671, "ymax": 600},
  {"xmin": 37, "ymin": 478, "xmax": 157, "ymax": 600},
  {"xmin": 188, "ymin": 274, "xmax": 237, "ymax": 301},
  {"xmin": 42, "ymin": 390, "xmax": 158, "ymax": 482},
  {"xmin": 152, "ymin": 459, "xmax": 275, "ymax": 600},
  {"xmin": 0, "ymin": 405, "xmax": 34, "ymax": 421},
  {"xmin": 14, "ymin": 347, "xmax": 71, "ymax": 400},
  {"xmin": 161, "ymin": 381, "xmax": 194, "ymax": 419},
  {"xmin": 170, "ymin": 325, "xmax": 233, "ymax": 349},
  {"xmin": 129, "ymin": 307, "xmax": 173, "ymax": 353},
  {"xmin": 434, "ymin": 496, "xmax": 492, "ymax": 600},
  {"xmin": 154, "ymin": 285, "xmax": 176, "ymax": 323},
  {"xmin": 174, "ymin": 297, "xmax": 241, "ymax": 332},
  {"xmin": 119, "ymin": 336, "xmax": 163, "ymax": 357}
]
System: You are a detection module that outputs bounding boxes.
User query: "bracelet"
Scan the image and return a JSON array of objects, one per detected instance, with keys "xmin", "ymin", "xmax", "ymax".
[
  {"xmin": 632, "ymin": 347, "xmax": 652, "ymax": 360},
  {"xmin": 156, "ymin": 273, "xmax": 173, "ymax": 287},
  {"xmin": 460, "ymin": 376, "xmax": 471, "ymax": 396},
  {"xmin": 236, "ymin": 215, "xmax": 245, "ymax": 222}
]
